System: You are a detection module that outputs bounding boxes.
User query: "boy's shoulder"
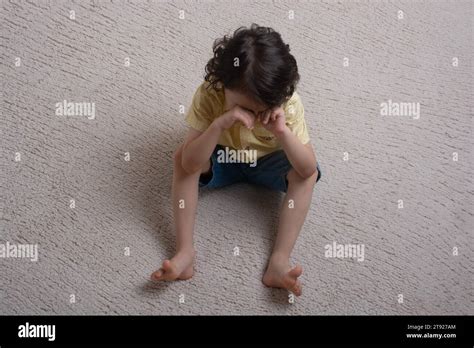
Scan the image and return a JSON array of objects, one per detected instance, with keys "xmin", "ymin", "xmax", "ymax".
[
  {"xmin": 283, "ymin": 91, "xmax": 304, "ymax": 120},
  {"xmin": 188, "ymin": 81, "xmax": 226, "ymax": 121},
  {"xmin": 285, "ymin": 91, "xmax": 302, "ymax": 105},
  {"xmin": 195, "ymin": 81, "xmax": 225, "ymax": 106}
]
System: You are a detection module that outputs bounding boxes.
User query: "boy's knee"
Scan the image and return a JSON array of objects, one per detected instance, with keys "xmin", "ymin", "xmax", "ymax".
[
  {"xmin": 311, "ymin": 168, "xmax": 319, "ymax": 185},
  {"xmin": 174, "ymin": 144, "xmax": 195, "ymax": 174},
  {"xmin": 174, "ymin": 144, "xmax": 210, "ymax": 175},
  {"xmin": 287, "ymin": 168, "xmax": 318, "ymax": 185}
]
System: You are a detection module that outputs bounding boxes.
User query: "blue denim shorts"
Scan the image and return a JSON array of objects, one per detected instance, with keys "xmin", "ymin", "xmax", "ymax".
[{"xmin": 199, "ymin": 145, "xmax": 322, "ymax": 193}]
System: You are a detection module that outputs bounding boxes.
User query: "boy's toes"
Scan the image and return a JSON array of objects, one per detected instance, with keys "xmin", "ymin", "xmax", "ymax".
[
  {"xmin": 151, "ymin": 269, "xmax": 164, "ymax": 281},
  {"xmin": 282, "ymin": 274, "xmax": 297, "ymax": 289},
  {"xmin": 151, "ymin": 260, "xmax": 178, "ymax": 281},
  {"xmin": 162, "ymin": 260, "xmax": 173, "ymax": 272},
  {"xmin": 284, "ymin": 265, "xmax": 303, "ymax": 296},
  {"xmin": 289, "ymin": 264, "xmax": 303, "ymax": 278},
  {"xmin": 292, "ymin": 280, "xmax": 302, "ymax": 296},
  {"xmin": 160, "ymin": 260, "xmax": 177, "ymax": 280}
]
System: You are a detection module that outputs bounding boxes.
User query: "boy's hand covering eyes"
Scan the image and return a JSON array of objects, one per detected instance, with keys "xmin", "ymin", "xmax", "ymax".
[
  {"xmin": 258, "ymin": 107, "xmax": 287, "ymax": 135},
  {"xmin": 217, "ymin": 105, "xmax": 256, "ymax": 130}
]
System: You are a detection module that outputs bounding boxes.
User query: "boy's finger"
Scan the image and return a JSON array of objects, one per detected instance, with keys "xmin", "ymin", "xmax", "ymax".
[
  {"xmin": 244, "ymin": 114, "xmax": 255, "ymax": 129},
  {"xmin": 237, "ymin": 111, "xmax": 254, "ymax": 128},
  {"xmin": 263, "ymin": 111, "xmax": 271, "ymax": 124},
  {"xmin": 247, "ymin": 117, "xmax": 255, "ymax": 129}
]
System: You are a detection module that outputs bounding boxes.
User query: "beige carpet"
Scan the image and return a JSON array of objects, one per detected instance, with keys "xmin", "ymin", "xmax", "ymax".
[{"xmin": 1, "ymin": 0, "xmax": 472, "ymax": 315}]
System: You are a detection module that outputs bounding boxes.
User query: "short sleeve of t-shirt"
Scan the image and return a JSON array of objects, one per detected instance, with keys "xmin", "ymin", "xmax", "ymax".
[
  {"xmin": 185, "ymin": 82, "xmax": 220, "ymax": 132},
  {"xmin": 284, "ymin": 93, "xmax": 310, "ymax": 145}
]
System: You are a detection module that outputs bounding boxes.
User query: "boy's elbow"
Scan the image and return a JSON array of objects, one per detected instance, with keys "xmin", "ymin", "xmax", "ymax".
[{"xmin": 299, "ymin": 166, "xmax": 317, "ymax": 180}]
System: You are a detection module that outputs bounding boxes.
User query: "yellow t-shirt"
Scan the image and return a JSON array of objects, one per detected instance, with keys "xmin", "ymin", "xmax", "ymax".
[{"xmin": 185, "ymin": 82, "xmax": 310, "ymax": 158}]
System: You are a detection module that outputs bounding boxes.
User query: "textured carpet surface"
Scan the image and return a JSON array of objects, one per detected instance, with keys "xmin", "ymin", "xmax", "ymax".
[{"xmin": 1, "ymin": 0, "xmax": 472, "ymax": 315}]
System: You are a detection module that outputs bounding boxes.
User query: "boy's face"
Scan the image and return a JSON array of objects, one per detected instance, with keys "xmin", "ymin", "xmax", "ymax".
[{"xmin": 224, "ymin": 88, "xmax": 270, "ymax": 117}]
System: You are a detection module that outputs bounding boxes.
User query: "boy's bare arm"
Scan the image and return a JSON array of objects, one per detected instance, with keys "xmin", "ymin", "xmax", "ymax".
[
  {"xmin": 181, "ymin": 123, "xmax": 223, "ymax": 174},
  {"xmin": 276, "ymin": 130, "xmax": 317, "ymax": 179},
  {"xmin": 181, "ymin": 106, "xmax": 255, "ymax": 174},
  {"xmin": 259, "ymin": 107, "xmax": 317, "ymax": 179}
]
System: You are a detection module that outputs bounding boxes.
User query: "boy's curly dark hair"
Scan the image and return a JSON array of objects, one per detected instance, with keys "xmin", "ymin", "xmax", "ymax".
[{"xmin": 204, "ymin": 24, "xmax": 300, "ymax": 108}]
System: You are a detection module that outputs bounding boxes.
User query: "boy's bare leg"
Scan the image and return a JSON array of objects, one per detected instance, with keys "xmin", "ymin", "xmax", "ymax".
[
  {"xmin": 262, "ymin": 168, "xmax": 318, "ymax": 295},
  {"xmin": 151, "ymin": 145, "xmax": 210, "ymax": 281}
]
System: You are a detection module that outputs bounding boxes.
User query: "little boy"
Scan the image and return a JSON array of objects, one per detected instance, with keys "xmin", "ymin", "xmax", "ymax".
[{"xmin": 151, "ymin": 24, "xmax": 321, "ymax": 296}]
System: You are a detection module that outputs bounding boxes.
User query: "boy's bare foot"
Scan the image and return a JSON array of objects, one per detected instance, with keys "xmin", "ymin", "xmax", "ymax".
[
  {"xmin": 151, "ymin": 248, "xmax": 196, "ymax": 281},
  {"xmin": 262, "ymin": 256, "xmax": 303, "ymax": 296}
]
